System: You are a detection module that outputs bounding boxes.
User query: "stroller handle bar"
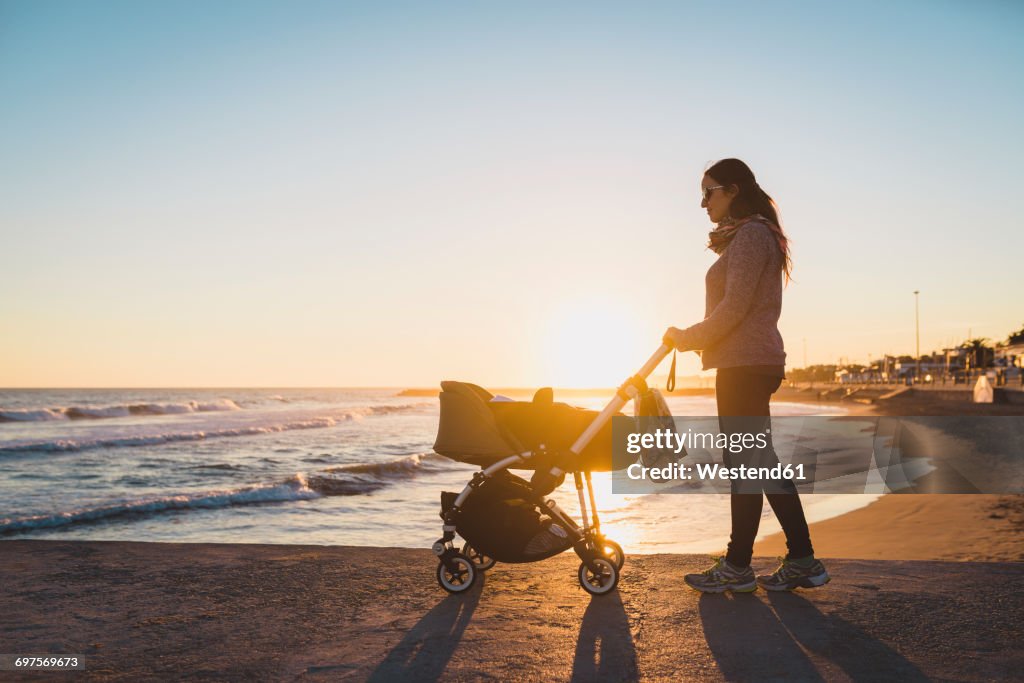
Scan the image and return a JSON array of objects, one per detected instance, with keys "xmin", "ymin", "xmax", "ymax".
[
  {"xmin": 635, "ymin": 343, "xmax": 674, "ymax": 381},
  {"xmin": 567, "ymin": 343, "xmax": 672, "ymax": 458}
]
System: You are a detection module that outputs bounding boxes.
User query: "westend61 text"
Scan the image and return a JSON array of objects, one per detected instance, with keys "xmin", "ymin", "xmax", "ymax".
[
  {"xmin": 625, "ymin": 428, "xmax": 769, "ymax": 455},
  {"xmin": 627, "ymin": 462, "xmax": 806, "ymax": 482}
]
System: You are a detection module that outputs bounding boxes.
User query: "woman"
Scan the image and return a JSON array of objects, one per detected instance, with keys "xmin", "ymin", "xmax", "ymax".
[{"xmin": 663, "ymin": 158, "xmax": 829, "ymax": 593}]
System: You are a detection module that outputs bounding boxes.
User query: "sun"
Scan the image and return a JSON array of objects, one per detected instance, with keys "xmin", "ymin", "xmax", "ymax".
[{"xmin": 541, "ymin": 299, "xmax": 650, "ymax": 388}]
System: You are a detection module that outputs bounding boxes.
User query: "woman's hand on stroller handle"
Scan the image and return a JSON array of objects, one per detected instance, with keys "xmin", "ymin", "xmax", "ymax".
[{"xmin": 663, "ymin": 327, "xmax": 686, "ymax": 351}]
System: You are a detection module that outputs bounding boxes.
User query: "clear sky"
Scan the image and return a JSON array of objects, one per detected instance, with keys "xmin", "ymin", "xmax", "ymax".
[{"xmin": 2, "ymin": 0, "xmax": 1022, "ymax": 387}]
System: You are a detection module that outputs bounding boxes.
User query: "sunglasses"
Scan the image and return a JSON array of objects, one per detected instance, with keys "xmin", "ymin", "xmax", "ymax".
[{"xmin": 701, "ymin": 185, "xmax": 726, "ymax": 203}]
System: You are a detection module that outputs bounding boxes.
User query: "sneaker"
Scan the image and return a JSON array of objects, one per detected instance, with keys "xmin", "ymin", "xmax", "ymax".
[
  {"xmin": 684, "ymin": 556, "xmax": 757, "ymax": 594},
  {"xmin": 757, "ymin": 556, "xmax": 830, "ymax": 591}
]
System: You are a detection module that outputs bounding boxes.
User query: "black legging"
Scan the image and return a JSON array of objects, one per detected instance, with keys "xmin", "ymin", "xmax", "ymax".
[{"xmin": 716, "ymin": 367, "xmax": 813, "ymax": 567}]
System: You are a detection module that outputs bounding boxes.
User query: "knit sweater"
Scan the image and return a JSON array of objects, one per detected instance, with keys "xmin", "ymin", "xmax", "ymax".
[{"xmin": 675, "ymin": 219, "xmax": 786, "ymax": 370}]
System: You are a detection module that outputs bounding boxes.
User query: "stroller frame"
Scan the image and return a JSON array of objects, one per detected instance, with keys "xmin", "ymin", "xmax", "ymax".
[{"xmin": 434, "ymin": 344, "xmax": 672, "ymax": 596}]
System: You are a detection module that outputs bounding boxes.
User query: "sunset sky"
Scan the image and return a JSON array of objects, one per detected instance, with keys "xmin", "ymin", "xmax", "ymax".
[{"xmin": 2, "ymin": 1, "xmax": 1022, "ymax": 387}]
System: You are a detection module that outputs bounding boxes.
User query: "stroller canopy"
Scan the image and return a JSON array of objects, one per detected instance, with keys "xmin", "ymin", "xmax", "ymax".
[{"xmin": 433, "ymin": 381, "xmax": 617, "ymax": 471}]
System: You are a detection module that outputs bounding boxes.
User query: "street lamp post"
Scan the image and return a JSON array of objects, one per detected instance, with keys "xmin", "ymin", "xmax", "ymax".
[{"xmin": 914, "ymin": 290, "xmax": 921, "ymax": 383}]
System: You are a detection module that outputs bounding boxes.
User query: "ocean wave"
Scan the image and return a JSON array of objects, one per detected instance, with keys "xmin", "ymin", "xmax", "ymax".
[
  {"xmin": 1, "ymin": 454, "xmax": 458, "ymax": 534},
  {"xmin": 307, "ymin": 452, "xmax": 459, "ymax": 496},
  {"xmin": 0, "ymin": 404, "xmax": 429, "ymax": 455},
  {"xmin": 0, "ymin": 474, "xmax": 319, "ymax": 535},
  {"xmin": 345, "ymin": 403, "xmax": 432, "ymax": 419},
  {"xmin": 305, "ymin": 476, "xmax": 388, "ymax": 496},
  {"xmin": 0, "ymin": 408, "xmax": 66, "ymax": 422},
  {"xmin": 324, "ymin": 452, "xmax": 451, "ymax": 477},
  {"xmin": 0, "ymin": 398, "xmax": 242, "ymax": 423},
  {"xmin": 0, "ymin": 418, "xmax": 340, "ymax": 454}
]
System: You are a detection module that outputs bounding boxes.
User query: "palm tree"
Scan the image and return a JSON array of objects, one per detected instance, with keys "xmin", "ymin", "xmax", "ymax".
[
  {"xmin": 1008, "ymin": 324, "xmax": 1024, "ymax": 345},
  {"xmin": 961, "ymin": 338, "xmax": 995, "ymax": 369}
]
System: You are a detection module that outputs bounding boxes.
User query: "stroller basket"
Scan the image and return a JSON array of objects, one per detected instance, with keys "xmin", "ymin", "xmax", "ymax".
[
  {"xmin": 432, "ymin": 381, "xmax": 617, "ymax": 472},
  {"xmin": 440, "ymin": 471, "xmax": 574, "ymax": 563}
]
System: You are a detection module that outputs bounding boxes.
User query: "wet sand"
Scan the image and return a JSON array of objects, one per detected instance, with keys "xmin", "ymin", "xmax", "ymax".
[
  {"xmin": 755, "ymin": 494, "xmax": 1024, "ymax": 562},
  {"xmin": 1, "ymin": 540, "xmax": 1021, "ymax": 681}
]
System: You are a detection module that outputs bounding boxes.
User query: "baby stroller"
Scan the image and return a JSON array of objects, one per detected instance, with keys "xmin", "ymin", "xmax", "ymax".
[{"xmin": 431, "ymin": 345, "xmax": 672, "ymax": 596}]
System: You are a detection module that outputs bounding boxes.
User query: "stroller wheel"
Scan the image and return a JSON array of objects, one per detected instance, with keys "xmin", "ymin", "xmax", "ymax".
[
  {"xmin": 578, "ymin": 557, "xmax": 619, "ymax": 596},
  {"xmin": 462, "ymin": 544, "xmax": 496, "ymax": 571},
  {"xmin": 437, "ymin": 553, "xmax": 477, "ymax": 594},
  {"xmin": 601, "ymin": 540, "xmax": 625, "ymax": 570}
]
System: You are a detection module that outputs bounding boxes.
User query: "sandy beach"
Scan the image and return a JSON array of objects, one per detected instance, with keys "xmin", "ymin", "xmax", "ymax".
[{"xmin": 755, "ymin": 493, "xmax": 1024, "ymax": 562}]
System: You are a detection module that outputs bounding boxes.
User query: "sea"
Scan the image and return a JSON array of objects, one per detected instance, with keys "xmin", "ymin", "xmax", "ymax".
[{"xmin": 0, "ymin": 388, "xmax": 878, "ymax": 553}]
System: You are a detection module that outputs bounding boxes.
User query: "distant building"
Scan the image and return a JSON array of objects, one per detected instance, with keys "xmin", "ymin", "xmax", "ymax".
[
  {"xmin": 893, "ymin": 359, "xmax": 952, "ymax": 379},
  {"xmin": 835, "ymin": 367, "xmax": 882, "ymax": 383},
  {"xmin": 995, "ymin": 342, "xmax": 1024, "ymax": 368}
]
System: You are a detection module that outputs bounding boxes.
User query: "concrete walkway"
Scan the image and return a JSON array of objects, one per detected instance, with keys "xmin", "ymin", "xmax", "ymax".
[{"xmin": 2, "ymin": 541, "xmax": 1021, "ymax": 681}]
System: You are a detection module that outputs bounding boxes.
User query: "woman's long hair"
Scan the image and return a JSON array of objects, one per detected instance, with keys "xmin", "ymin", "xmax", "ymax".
[{"xmin": 706, "ymin": 158, "xmax": 792, "ymax": 282}]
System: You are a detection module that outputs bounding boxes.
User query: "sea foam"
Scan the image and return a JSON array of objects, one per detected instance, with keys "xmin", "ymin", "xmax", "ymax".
[
  {"xmin": 0, "ymin": 474, "xmax": 319, "ymax": 535},
  {"xmin": 0, "ymin": 404, "xmax": 429, "ymax": 455},
  {"xmin": 0, "ymin": 398, "xmax": 242, "ymax": 423}
]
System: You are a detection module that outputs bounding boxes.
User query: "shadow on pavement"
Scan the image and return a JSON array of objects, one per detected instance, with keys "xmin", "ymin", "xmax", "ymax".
[
  {"xmin": 699, "ymin": 591, "xmax": 825, "ymax": 682},
  {"xmin": 766, "ymin": 591, "xmax": 930, "ymax": 681},
  {"xmin": 571, "ymin": 592, "xmax": 638, "ymax": 682},
  {"xmin": 367, "ymin": 582, "xmax": 482, "ymax": 683},
  {"xmin": 699, "ymin": 589, "xmax": 933, "ymax": 682}
]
